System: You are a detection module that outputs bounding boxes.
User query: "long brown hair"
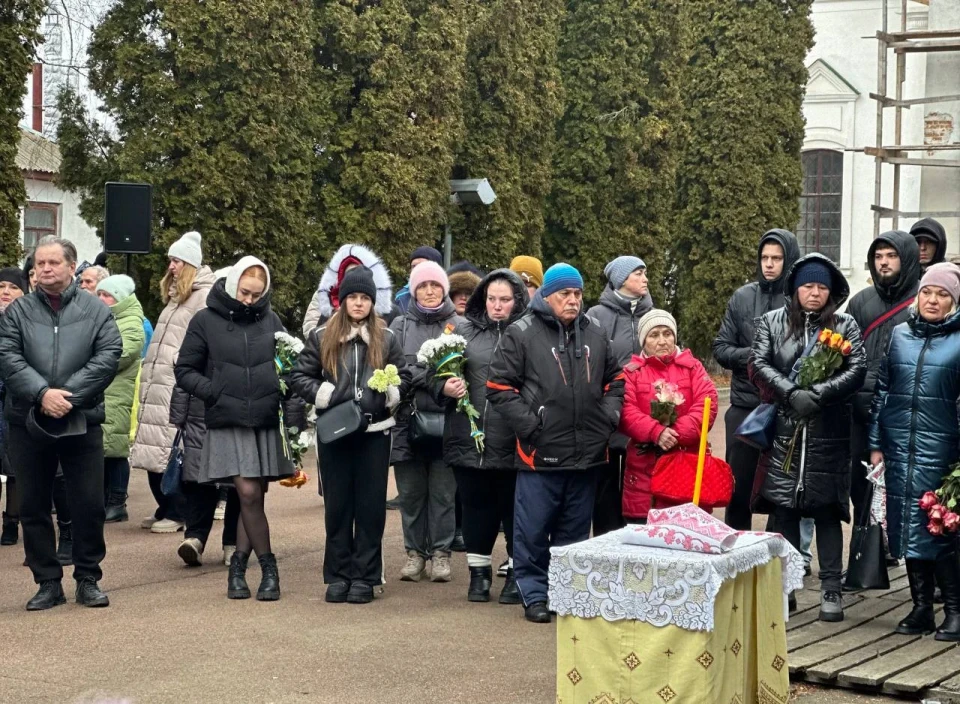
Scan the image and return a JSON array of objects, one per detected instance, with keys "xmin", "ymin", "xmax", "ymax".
[
  {"xmin": 160, "ymin": 263, "xmax": 197, "ymax": 304},
  {"xmin": 320, "ymin": 307, "xmax": 387, "ymax": 381}
]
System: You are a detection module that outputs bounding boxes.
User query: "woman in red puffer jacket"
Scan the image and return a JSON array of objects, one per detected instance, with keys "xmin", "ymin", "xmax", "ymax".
[{"xmin": 619, "ymin": 310, "xmax": 719, "ymax": 521}]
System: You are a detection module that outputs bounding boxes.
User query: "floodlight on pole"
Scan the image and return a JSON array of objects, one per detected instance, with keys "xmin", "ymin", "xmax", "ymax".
[{"xmin": 445, "ymin": 178, "xmax": 497, "ymax": 268}]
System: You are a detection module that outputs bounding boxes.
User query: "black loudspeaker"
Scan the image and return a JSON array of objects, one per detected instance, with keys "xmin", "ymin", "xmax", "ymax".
[{"xmin": 104, "ymin": 182, "xmax": 152, "ymax": 254}]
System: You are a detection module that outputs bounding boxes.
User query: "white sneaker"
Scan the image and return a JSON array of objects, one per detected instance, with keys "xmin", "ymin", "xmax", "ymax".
[
  {"xmin": 431, "ymin": 552, "xmax": 452, "ymax": 583},
  {"xmin": 223, "ymin": 545, "xmax": 236, "ymax": 567},
  {"xmin": 214, "ymin": 499, "xmax": 226, "ymax": 521},
  {"xmin": 141, "ymin": 516, "xmax": 158, "ymax": 529},
  {"xmin": 150, "ymin": 518, "xmax": 185, "ymax": 534},
  {"xmin": 400, "ymin": 551, "xmax": 426, "ymax": 582}
]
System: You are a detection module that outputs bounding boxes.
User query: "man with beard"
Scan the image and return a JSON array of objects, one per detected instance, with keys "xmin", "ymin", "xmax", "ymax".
[{"xmin": 847, "ymin": 231, "xmax": 921, "ymax": 528}]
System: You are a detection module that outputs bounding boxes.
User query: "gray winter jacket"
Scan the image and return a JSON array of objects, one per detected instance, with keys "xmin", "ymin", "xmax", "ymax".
[
  {"xmin": 389, "ymin": 299, "xmax": 465, "ymax": 463},
  {"xmin": 586, "ymin": 286, "xmax": 653, "ymax": 367},
  {"xmin": 0, "ymin": 282, "xmax": 122, "ymax": 427}
]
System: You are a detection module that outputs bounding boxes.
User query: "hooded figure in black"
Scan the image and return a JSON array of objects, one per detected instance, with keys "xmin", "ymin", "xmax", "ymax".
[
  {"xmin": 712, "ymin": 229, "xmax": 800, "ymax": 530},
  {"xmin": 911, "ymin": 218, "xmax": 947, "ymax": 273},
  {"xmin": 847, "ymin": 231, "xmax": 921, "ymax": 525},
  {"xmin": 432, "ymin": 269, "xmax": 528, "ymax": 605},
  {"xmin": 749, "ymin": 254, "xmax": 866, "ymax": 622}
]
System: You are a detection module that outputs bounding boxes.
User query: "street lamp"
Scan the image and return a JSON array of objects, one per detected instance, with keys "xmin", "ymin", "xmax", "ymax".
[{"xmin": 445, "ymin": 178, "xmax": 497, "ymax": 268}]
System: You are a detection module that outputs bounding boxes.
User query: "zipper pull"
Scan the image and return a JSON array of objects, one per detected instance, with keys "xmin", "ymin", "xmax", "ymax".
[{"xmin": 54, "ymin": 326, "xmax": 58, "ymax": 334}]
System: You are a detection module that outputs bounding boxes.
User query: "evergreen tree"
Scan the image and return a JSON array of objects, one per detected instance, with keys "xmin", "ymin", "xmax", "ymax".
[
  {"xmin": 56, "ymin": 0, "xmax": 318, "ymax": 323},
  {"xmin": 0, "ymin": 0, "xmax": 45, "ymax": 267},
  {"xmin": 671, "ymin": 0, "xmax": 814, "ymax": 357},
  {"xmin": 447, "ymin": 0, "xmax": 564, "ymax": 268},
  {"xmin": 545, "ymin": 0, "xmax": 684, "ymax": 302},
  {"xmin": 312, "ymin": 0, "xmax": 469, "ymax": 277}
]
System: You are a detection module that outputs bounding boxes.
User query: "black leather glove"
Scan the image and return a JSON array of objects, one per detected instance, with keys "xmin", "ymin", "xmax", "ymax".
[{"xmin": 789, "ymin": 389, "xmax": 821, "ymax": 419}]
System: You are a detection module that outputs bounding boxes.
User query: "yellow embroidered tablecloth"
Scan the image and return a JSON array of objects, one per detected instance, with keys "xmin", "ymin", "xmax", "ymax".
[{"xmin": 555, "ymin": 559, "xmax": 789, "ymax": 704}]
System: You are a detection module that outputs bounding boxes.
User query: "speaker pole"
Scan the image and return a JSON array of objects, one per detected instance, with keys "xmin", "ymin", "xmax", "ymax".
[{"xmin": 126, "ymin": 254, "xmax": 132, "ymax": 277}]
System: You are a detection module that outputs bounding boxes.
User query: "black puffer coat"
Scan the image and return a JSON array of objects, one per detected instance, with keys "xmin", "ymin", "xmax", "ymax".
[
  {"xmin": 486, "ymin": 293, "xmax": 625, "ymax": 472},
  {"xmin": 911, "ymin": 217, "xmax": 947, "ymax": 271},
  {"xmin": 169, "ymin": 386, "xmax": 206, "ymax": 483},
  {"xmin": 0, "ymin": 281, "xmax": 122, "ymax": 426},
  {"xmin": 290, "ymin": 318, "xmax": 411, "ymax": 431},
  {"xmin": 388, "ymin": 298, "xmax": 465, "ymax": 463},
  {"xmin": 174, "ymin": 280, "xmax": 288, "ymax": 430},
  {"xmin": 713, "ymin": 229, "xmax": 801, "ymax": 409},
  {"xmin": 846, "ymin": 230, "xmax": 920, "ymax": 424},
  {"xmin": 434, "ymin": 270, "xmax": 529, "ymax": 470},
  {"xmin": 749, "ymin": 254, "xmax": 867, "ymax": 519}
]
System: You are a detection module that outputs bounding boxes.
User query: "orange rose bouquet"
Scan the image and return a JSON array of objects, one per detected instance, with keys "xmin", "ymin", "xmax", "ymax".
[{"xmin": 796, "ymin": 329, "xmax": 853, "ymax": 388}]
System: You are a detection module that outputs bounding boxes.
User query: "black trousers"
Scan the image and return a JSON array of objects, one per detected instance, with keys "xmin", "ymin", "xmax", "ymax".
[
  {"xmin": 147, "ymin": 470, "xmax": 184, "ymax": 522},
  {"xmin": 182, "ymin": 481, "xmax": 239, "ymax": 547},
  {"xmin": 593, "ymin": 449, "xmax": 626, "ymax": 536},
  {"xmin": 8, "ymin": 424, "xmax": 106, "ymax": 583},
  {"xmin": 453, "ymin": 467, "xmax": 516, "ymax": 557},
  {"xmin": 775, "ymin": 506, "xmax": 844, "ymax": 592},
  {"xmin": 317, "ymin": 430, "xmax": 392, "ymax": 586},
  {"xmin": 849, "ymin": 421, "xmax": 872, "ymax": 527},
  {"xmin": 724, "ymin": 405, "xmax": 762, "ymax": 531}
]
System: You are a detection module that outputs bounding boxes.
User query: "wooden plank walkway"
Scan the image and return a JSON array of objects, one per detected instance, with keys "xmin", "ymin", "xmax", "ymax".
[{"xmin": 788, "ymin": 564, "xmax": 960, "ymax": 701}]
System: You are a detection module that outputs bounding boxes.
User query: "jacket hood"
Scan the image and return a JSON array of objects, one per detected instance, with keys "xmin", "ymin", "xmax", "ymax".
[
  {"xmin": 464, "ymin": 269, "xmax": 529, "ymax": 327},
  {"xmin": 597, "ymin": 284, "xmax": 653, "ymax": 318},
  {"xmin": 628, "ymin": 347, "xmax": 697, "ymax": 370},
  {"xmin": 316, "ymin": 244, "xmax": 393, "ymax": 320},
  {"xmin": 785, "ymin": 253, "xmax": 850, "ymax": 307},
  {"xmin": 406, "ymin": 296, "xmax": 458, "ymax": 324},
  {"xmin": 910, "ymin": 218, "xmax": 948, "ymax": 265},
  {"xmin": 193, "ymin": 265, "xmax": 217, "ymax": 290},
  {"xmin": 868, "ymin": 230, "xmax": 921, "ymax": 303},
  {"xmin": 908, "ymin": 306, "xmax": 960, "ymax": 338},
  {"xmin": 111, "ymin": 293, "xmax": 145, "ymax": 323},
  {"xmin": 757, "ymin": 229, "xmax": 801, "ymax": 294},
  {"xmin": 207, "ymin": 277, "xmax": 273, "ymax": 323}
]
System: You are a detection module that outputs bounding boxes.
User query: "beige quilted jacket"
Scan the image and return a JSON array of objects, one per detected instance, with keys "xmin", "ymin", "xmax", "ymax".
[{"xmin": 130, "ymin": 266, "xmax": 216, "ymax": 473}]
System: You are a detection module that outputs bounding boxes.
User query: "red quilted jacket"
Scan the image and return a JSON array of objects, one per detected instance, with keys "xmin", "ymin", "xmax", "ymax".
[{"xmin": 619, "ymin": 349, "xmax": 718, "ymax": 519}]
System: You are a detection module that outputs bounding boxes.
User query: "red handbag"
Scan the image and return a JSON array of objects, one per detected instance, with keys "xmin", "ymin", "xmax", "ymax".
[{"xmin": 651, "ymin": 450, "xmax": 734, "ymax": 510}]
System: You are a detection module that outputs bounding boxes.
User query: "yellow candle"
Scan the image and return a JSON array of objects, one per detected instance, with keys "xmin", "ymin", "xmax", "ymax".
[{"xmin": 693, "ymin": 397, "xmax": 712, "ymax": 506}]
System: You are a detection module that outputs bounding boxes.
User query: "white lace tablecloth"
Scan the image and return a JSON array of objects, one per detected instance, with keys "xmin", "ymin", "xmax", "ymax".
[{"xmin": 548, "ymin": 529, "xmax": 805, "ymax": 632}]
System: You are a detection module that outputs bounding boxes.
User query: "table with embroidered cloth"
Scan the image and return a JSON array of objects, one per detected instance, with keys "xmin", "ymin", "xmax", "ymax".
[{"xmin": 549, "ymin": 504, "xmax": 805, "ymax": 704}]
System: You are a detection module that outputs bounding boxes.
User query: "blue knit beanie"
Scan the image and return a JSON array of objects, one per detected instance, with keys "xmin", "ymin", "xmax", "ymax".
[
  {"xmin": 793, "ymin": 261, "xmax": 833, "ymax": 292},
  {"xmin": 604, "ymin": 256, "xmax": 646, "ymax": 289},
  {"xmin": 541, "ymin": 263, "xmax": 584, "ymax": 298}
]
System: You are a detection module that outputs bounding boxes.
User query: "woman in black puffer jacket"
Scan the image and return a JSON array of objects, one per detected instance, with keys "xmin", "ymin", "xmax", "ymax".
[
  {"xmin": 175, "ymin": 256, "xmax": 298, "ymax": 602},
  {"xmin": 750, "ymin": 254, "xmax": 866, "ymax": 622},
  {"xmin": 433, "ymin": 269, "xmax": 528, "ymax": 604},
  {"xmin": 291, "ymin": 266, "xmax": 410, "ymax": 604}
]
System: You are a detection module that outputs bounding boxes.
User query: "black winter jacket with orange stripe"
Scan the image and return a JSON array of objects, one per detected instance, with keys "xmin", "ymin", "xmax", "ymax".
[{"xmin": 485, "ymin": 294, "xmax": 625, "ymax": 472}]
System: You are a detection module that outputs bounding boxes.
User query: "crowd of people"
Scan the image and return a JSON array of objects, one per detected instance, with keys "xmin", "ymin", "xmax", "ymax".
[{"xmin": 1, "ymin": 217, "xmax": 959, "ymax": 636}]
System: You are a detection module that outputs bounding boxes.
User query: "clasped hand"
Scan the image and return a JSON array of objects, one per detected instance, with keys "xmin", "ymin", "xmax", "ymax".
[
  {"xmin": 657, "ymin": 427, "xmax": 679, "ymax": 451},
  {"xmin": 442, "ymin": 377, "xmax": 467, "ymax": 400},
  {"xmin": 41, "ymin": 388, "xmax": 73, "ymax": 418}
]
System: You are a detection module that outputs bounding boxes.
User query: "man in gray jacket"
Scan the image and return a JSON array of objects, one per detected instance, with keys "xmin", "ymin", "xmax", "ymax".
[{"xmin": 0, "ymin": 236, "xmax": 121, "ymax": 611}]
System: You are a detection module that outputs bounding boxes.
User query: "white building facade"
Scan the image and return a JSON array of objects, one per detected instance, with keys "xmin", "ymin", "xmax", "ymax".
[{"xmin": 803, "ymin": 0, "xmax": 958, "ymax": 294}]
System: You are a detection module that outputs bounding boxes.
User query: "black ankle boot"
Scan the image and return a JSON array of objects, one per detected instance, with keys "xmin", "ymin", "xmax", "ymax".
[
  {"xmin": 26, "ymin": 579, "xmax": 66, "ymax": 611},
  {"xmin": 897, "ymin": 559, "xmax": 936, "ymax": 635},
  {"xmin": 935, "ymin": 550, "xmax": 960, "ymax": 641},
  {"xmin": 104, "ymin": 493, "xmax": 128, "ymax": 523},
  {"xmin": 1, "ymin": 512, "xmax": 18, "ymax": 546},
  {"xmin": 75, "ymin": 577, "xmax": 110, "ymax": 607},
  {"xmin": 257, "ymin": 553, "xmax": 280, "ymax": 601},
  {"xmin": 228, "ymin": 551, "xmax": 251, "ymax": 599},
  {"xmin": 56, "ymin": 521, "xmax": 73, "ymax": 566},
  {"xmin": 499, "ymin": 567, "xmax": 522, "ymax": 605},
  {"xmin": 468, "ymin": 566, "xmax": 493, "ymax": 602}
]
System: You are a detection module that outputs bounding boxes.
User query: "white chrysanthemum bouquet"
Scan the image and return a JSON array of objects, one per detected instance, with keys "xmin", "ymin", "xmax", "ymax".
[
  {"xmin": 274, "ymin": 331, "xmax": 310, "ymax": 488},
  {"xmin": 417, "ymin": 333, "xmax": 484, "ymax": 452}
]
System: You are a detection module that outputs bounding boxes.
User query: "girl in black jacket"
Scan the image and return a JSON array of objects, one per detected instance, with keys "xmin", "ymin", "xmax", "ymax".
[
  {"xmin": 435, "ymin": 270, "xmax": 528, "ymax": 604},
  {"xmin": 175, "ymin": 256, "xmax": 294, "ymax": 601},
  {"xmin": 290, "ymin": 267, "xmax": 410, "ymax": 604},
  {"xmin": 750, "ymin": 254, "xmax": 866, "ymax": 623}
]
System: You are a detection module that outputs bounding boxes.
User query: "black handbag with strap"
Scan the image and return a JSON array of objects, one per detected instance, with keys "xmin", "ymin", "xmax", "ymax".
[
  {"xmin": 844, "ymin": 483, "xmax": 890, "ymax": 591},
  {"xmin": 316, "ymin": 400, "xmax": 367, "ymax": 445}
]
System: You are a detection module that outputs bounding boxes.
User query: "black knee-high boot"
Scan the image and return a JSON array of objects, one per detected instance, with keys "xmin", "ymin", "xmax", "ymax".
[
  {"xmin": 896, "ymin": 559, "xmax": 936, "ymax": 635},
  {"xmin": 935, "ymin": 550, "xmax": 960, "ymax": 641}
]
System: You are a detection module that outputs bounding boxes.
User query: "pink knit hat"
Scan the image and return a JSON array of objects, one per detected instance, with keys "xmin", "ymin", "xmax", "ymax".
[
  {"xmin": 919, "ymin": 262, "xmax": 960, "ymax": 305},
  {"xmin": 409, "ymin": 261, "xmax": 449, "ymax": 297}
]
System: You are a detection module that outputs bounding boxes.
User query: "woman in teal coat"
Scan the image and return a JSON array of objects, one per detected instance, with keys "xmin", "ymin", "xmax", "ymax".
[
  {"xmin": 97, "ymin": 275, "xmax": 145, "ymax": 523},
  {"xmin": 871, "ymin": 263, "xmax": 960, "ymax": 641}
]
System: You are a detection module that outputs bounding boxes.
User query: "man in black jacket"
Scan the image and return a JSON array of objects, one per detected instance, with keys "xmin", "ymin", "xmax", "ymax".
[
  {"xmin": 713, "ymin": 229, "xmax": 800, "ymax": 530},
  {"xmin": 847, "ymin": 231, "xmax": 920, "ymax": 526},
  {"xmin": 911, "ymin": 218, "xmax": 947, "ymax": 273},
  {"xmin": 487, "ymin": 263, "xmax": 625, "ymax": 624},
  {"xmin": 0, "ymin": 236, "xmax": 121, "ymax": 611}
]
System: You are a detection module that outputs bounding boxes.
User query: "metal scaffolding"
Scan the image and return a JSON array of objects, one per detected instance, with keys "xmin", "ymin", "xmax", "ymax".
[{"xmin": 869, "ymin": 0, "xmax": 960, "ymax": 237}]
